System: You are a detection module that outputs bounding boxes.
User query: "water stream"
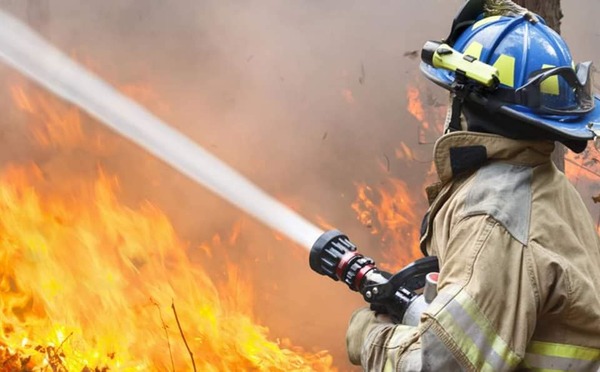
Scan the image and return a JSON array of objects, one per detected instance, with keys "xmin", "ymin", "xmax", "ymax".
[{"xmin": 0, "ymin": 9, "xmax": 323, "ymax": 250}]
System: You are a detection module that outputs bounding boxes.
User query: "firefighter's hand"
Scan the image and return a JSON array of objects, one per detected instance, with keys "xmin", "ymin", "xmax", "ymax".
[{"xmin": 346, "ymin": 307, "xmax": 394, "ymax": 365}]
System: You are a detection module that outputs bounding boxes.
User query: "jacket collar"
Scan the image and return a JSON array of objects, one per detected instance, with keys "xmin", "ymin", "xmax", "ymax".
[{"xmin": 433, "ymin": 131, "xmax": 555, "ymax": 183}]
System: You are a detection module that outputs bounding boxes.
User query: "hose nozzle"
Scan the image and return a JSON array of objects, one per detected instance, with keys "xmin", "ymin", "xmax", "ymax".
[
  {"xmin": 309, "ymin": 230, "xmax": 382, "ymax": 291},
  {"xmin": 309, "ymin": 229, "xmax": 440, "ymax": 323}
]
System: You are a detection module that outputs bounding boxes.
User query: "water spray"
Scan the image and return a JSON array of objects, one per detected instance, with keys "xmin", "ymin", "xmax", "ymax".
[{"xmin": 0, "ymin": 9, "xmax": 322, "ymax": 250}]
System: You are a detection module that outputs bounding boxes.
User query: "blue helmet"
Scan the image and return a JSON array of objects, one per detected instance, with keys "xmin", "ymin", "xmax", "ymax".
[{"xmin": 420, "ymin": 10, "xmax": 600, "ymax": 141}]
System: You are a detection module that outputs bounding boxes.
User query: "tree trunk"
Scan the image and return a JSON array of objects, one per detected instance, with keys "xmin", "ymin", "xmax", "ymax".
[
  {"xmin": 514, "ymin": 0, "xmax": 566, "ymax": 171},
  {"xmin": 514, "ymin": 0, "xmax": 563, "ymax": 32}
]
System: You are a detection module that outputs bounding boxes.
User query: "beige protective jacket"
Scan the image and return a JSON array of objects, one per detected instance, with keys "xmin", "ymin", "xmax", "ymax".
[{"xmin": 346, "ymin": 131, "xmax": 600, "ymax": 371}]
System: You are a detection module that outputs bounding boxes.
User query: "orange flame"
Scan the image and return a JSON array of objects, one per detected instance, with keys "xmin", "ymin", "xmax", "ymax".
[
  {"xmin": 351, "ymin": 179, "xmax": 422, "ymax": 271},
  {"xmin": 406, "ymin": 85, "xmax": 428, "ymax": 129},
  {"xmin": 395, "ymin": 142, "xmax": 416, "ymax": 161},
  {"xmin": 565, "ymin": 146, "xmax": 600, "ymax": 235},
  {"xmin": 0, "ymin": 84, "xmax": 336, "ymax": 371},
  {"xmin": 11, "ymin": 85, "xmax": 85, "ymax": 149},
  {"xmin": 347, "ymin": 82, "xmax": 447, "ymax": 271},
  {"xmin": 565, "ymin": 147, "xmax": 600, "ymax": 186},
  {"xmin": 406, "ymin": 81, "xmax": 447, "ymax": 144}
]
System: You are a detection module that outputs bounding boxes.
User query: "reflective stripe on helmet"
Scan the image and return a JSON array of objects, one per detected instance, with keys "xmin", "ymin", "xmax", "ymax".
[
  {"xmin": 472, "ymin": 15, "xmax": 502, "ymax": 30},
  {"xmin": 464, "ymin": 41, "xmax": 484, "ymax": 60},
  {"xmin": 540, "ymin": 64, "xmax": 560, "ymax": 95},
  {"xmin": 435, "ymin": 289, "xmax": 521, "ymax": 371},
  {"xmin": 493, "ymin": 54, "xmax": 516, "ymax": 87},
  {"xmin": 523, "ymin": 341, "xmax": 600, "ymax": 371}
]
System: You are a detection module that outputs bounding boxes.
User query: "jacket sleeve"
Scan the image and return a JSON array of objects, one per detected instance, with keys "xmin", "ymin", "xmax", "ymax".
[{"xmin": 346, "ymin": 215, "xmax": 538, "ymax": 371}]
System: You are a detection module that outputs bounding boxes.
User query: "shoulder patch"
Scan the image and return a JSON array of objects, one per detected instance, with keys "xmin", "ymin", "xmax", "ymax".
[{"xmin": 463, "ymin": 162, "xmax": 532, "ymax": 245}]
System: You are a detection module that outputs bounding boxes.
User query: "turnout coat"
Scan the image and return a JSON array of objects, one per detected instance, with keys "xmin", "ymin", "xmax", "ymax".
[{"xmin": 346, "ymin": 131, "xmax": 600, "ymax": 371}]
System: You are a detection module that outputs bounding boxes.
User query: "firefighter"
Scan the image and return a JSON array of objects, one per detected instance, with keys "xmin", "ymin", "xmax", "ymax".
[{"xmin": 345, "ymin": 1, "xmax": 600, "ymax": 370}]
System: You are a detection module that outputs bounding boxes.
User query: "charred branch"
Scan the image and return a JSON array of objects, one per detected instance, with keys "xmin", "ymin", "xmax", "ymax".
[{"xmin": 172, "ymin": 299, "xmax": 197, "ymax": 372}]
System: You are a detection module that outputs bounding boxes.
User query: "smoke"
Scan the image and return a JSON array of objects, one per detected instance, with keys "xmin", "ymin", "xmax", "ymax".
[{"xmin": 0, "ymin": 0, "xmax": 598, "ymax": 369}]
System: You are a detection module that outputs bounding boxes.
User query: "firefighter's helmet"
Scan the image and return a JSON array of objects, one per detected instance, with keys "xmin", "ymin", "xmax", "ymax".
[{"xmin": 420, "ymin": 9, "xmax": 600, "ymax": 140}]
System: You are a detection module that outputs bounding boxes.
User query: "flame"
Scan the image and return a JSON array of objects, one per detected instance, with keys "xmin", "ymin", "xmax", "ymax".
[
  {"xmin": 0, "ymin": 84, "xmax": 336, "ymax": 371},
  {"xmin": 565, "ymin": 146, "xmax": 600, "ymax": 234},
  {"xmin": 11, "ymin": 85, "xmax": 85, "ymax": 149},
  {"xmin": 395, "ymin": 142, "xmax": 416, "ymax": 161},
  {"xmin": 406, "ymin": 81, "xmax": 447, "ymax": 144},
  {"xmin": 565, "ymin": 147, "xmax": 600, "ymax": 185},
  {"xmin": 347, "ymin": 82, "xmax": 448, "ymax": 271},
  {"xmin": 406, "ymin": 85, "xmax": 428, "ymax": 129},
  {"xmin": 351, "ymin": 179, "xmax": 422, "ymax": 271}
]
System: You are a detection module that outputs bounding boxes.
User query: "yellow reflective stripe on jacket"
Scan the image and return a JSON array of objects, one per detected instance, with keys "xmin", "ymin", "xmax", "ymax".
[
  {"xmin": 436, "ymin": 290, "xmax": 521, "ymax": 371},
  {"xmin": 383, "ymin": 359, "xmax": 394, "ymax": 372},
  {"xmin": 523, "ymin": 341, "xmax": 600, "ymax": 371}
]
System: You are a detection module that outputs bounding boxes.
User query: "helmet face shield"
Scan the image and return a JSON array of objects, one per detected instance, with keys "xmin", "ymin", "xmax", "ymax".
[{"xmin": 517, "ymin": 61, "xmax": 595, "ymax": 115}]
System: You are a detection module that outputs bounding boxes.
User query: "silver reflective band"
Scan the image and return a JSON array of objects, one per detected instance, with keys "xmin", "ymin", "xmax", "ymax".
[{"xmin": 434, "ymin": 290, "xmax": 521, "ymax": 371}]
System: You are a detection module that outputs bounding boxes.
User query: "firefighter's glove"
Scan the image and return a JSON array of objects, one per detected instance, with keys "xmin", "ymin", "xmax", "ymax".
[{"xmin": 346, "ymin": 307, "xmax": 394, "ymax": 365}]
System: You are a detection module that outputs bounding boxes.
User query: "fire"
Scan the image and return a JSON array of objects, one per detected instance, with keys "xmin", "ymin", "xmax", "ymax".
[
  {"xmin": 0, "ymin": 83, "xmax": 336, "ymax": 371},
  {"xmin": 394, "ymin": 142, "xmax": 415, "ymax": 161},
  {"xmin": 351, "ymin": 179, "xmax": 422, "ymax": 271},
  {"xmin": 348, "ymin": 82, "xmax": 448, "ymax": 271},
  {"xmin": 565, "ymin": 146, "xmax": 600, "ymax": 186},
  {"xmin": 406, "ymin": 81, "xmax": 447, "ymax": 144},
  {"xmin": 406, "ymin": 85, "xmax": 428, "ymax": 129},
  {"xmin": 565, "ymin": 146, "xmax": 600, "ymax": 234},
  {"xmin": 11, "ymin": 85, "xmax": 85, "ymax": 149}
]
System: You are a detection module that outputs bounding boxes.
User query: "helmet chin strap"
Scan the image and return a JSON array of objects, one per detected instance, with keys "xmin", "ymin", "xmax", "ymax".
[{"xmin": 446, "ymin": 95, "xmax": 465, "ymax": 133}]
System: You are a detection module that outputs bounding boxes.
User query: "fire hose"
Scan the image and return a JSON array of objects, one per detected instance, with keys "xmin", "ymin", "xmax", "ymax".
[{"xmin": 309, "ymin": 230, "xmax": 439, "ymax": 325}]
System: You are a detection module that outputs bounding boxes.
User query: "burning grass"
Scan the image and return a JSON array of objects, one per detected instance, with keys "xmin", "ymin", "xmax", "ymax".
[
  {"xmin": 0, "ymin": 165, "xmax": 335, "ymax": 371},
  {"xmin": 0, "ymin": 83, "xmax": 336, "ymax": 371}
]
